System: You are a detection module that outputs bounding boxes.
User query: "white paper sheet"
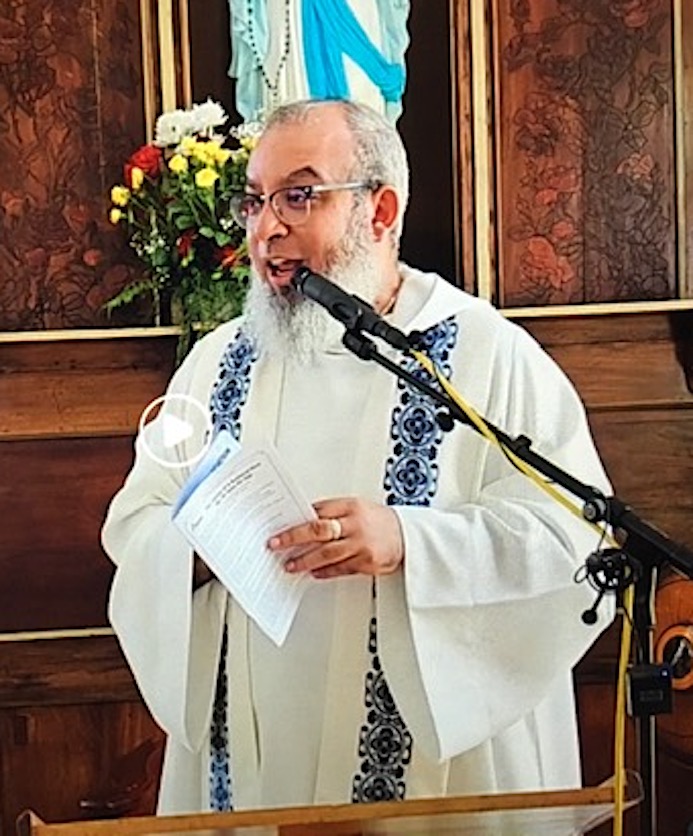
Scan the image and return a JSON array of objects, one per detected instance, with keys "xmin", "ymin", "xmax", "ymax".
[{"xmin": 173, "ymin": 430, "xmax": 316, "ymax": 645}]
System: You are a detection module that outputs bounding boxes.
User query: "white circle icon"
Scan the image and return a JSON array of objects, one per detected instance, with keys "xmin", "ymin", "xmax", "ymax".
[{"xmin": 138, "ymin": 393, "xmax": 213, "ymax": 469}]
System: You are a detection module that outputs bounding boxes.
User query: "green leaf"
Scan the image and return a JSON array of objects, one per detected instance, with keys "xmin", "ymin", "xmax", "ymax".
[
  {"xmin": 174, "ymin": 214, "xmax": 195, "ymax": 230},
  {"xmin": 102, "ymin": 278, "xmax": 158, "ymax": 313},
  {"xmin": 151, "ymin": 249, "xmax": 170, "ymax": 267}
]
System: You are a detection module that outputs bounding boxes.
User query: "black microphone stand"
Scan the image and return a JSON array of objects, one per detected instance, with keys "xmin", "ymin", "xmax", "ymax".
[{"xmin": 341, "ymin": 327, "xmax": 693, "ymax": 836}]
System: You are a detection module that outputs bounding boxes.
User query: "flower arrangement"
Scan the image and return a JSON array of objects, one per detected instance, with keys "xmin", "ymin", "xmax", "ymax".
[{"xmin": 106, "ymin": 100, "xmax": 259, "ymax": 357}]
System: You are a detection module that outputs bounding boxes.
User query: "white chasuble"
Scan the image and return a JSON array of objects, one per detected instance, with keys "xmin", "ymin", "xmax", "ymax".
[{"xmin": 103, "ymin": 265, "xmax": 613, "ymax": 814}]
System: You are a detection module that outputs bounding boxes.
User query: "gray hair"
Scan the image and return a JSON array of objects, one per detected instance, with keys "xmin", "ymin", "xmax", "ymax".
[{"xmin": 262, "ymin": 99, "xmax": 410, "ymax": 243}]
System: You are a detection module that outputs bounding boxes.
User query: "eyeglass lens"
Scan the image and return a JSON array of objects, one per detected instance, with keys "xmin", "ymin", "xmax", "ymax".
[
  {"xmin": 231, "ymin": 187, "xmax": 312, "ymax": 229},
  {"xmin": 231, "ymin": 182, "xmax": 373, "ymax": 229}
]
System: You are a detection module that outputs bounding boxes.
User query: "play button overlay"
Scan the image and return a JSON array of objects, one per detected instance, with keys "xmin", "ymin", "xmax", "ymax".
[
  {"xmin": 162, "ymin": 413, "xmax": 194, "ymax": 448},
  {"xmin": 138, "ymin": 393, "xmax": 212, "ymax": 468}
]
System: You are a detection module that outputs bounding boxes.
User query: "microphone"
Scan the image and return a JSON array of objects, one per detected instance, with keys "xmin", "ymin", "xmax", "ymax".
[{"xmin": 291, "ymin": 267, "xmax": 411, "ymax": 352}]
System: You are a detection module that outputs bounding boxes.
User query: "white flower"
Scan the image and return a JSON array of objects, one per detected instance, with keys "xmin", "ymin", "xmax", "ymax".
[
  {"xmin": 154, "ymin": 108, "xmax": 196, "ymax": 146},
  {"xmin": 230, "ymin": 120, "xmax": 263, "ymax": 141},
  {"xmin": 189, "ymin": 99, "xmax": 228, "ymax": 136},
  {"xmin": 154, "ymin": 99, "xmax": 229, "ymax": 147}
]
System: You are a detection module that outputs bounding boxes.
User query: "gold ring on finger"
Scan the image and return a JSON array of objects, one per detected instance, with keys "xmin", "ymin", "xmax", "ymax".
[{"xmin": 328, "ymin": 518, "xmax": 343, "ymax": 541}]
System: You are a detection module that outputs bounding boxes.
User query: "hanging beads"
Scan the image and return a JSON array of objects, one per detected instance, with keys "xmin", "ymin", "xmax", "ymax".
[{"xmin": 245, "ymin": 0, "xmax": 292, "ymax": 110}]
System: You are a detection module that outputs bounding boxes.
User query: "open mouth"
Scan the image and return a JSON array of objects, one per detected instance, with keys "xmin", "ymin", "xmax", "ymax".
[{"xmin": 267, "ymin": 259, "xmax": 303, "ymax": 283}]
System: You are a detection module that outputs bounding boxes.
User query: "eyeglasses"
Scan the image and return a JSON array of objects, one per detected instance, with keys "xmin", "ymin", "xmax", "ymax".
[{"xmin": 229, "ymin": 181, "xmax": 376, "ymax": 229}]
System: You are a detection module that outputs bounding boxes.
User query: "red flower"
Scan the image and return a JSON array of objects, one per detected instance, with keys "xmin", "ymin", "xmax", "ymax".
[
  {"xmin": 124, "ymin": 144, "xmax": 163, "ymax": 186},
  {"xmin": 217, "ymin": 245, "xmax": 239, "ymax": 269},
  {"xmin": 177, "ymin": 229, "xmax": 196, "ymax": 258}
]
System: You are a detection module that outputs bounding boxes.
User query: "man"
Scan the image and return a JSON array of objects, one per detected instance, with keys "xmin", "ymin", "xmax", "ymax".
[{"xmin": 103, "ymin": 98, "xmax": 612, "ymax": 814}]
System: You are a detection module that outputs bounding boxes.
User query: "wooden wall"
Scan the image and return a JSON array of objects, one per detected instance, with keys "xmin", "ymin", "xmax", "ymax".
[
  {"xmin": 524, "ymin": 309, "xmax": 693, "ymax": 836},
  {"xmin": 0, "ymin": 333, "xmax": 175, "ymax": 834},
  {"xmin": 1, "ymin": 312, "xmax": 693, "ymax": 834}
]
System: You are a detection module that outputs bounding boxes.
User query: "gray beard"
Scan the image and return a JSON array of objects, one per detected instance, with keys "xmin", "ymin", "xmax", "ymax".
[{"xmin": 243, "ymin": 220, "xmax": 382, "ymax": 365}]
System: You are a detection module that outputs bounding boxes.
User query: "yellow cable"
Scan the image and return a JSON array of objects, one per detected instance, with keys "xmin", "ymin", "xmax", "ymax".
[
  {"xmin": 612, "ymin": 585, "xmax": 633, "ymax": 835},
  {"xmin": 409, "ymin": 348, "xmax": 632, "ymax": 826},
  {"xmin": 410, "ymin": 349, "xmax": 617, "ymax": 544}
]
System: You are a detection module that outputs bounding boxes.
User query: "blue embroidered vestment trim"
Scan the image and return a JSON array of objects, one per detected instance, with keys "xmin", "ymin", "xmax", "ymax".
[
  {"xmin": 351, "ymin": 317, "xmax": 458, "ymax": 802},
  {"xmin": 208, "ymin": 330, "xmax": 258, "ymax": 810}
]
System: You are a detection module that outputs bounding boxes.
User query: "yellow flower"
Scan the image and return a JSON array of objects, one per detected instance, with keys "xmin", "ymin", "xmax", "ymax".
[
  {"xmin": 130, "ymin": 166, "xmax": 145, "ymax": 191},
  {"xmin": 213, "ymin": 146, "xmax": 231, "ymax": 165},
  {"xmin": 230, "ymin": 148, "xmax": 249, "ymax": 166},
  {"xmin": 190, "ymin": 142, "xmax": 217, "ymax": 167},
  {"xmin": 195, "ymin": 167, "xmax": 219, "ymax": 189},
  {"xmin": 109, "ymin": 208, "xmax": 123, "ymax": 224},
  {"xmin": 240, "ymin": 135, "xmax": 259, "ymax": 151},
  {"xmin": 169, "ymin": 154, "xmax": 189, "ymax": 174},
  {"xmin": 110, "ymin": 185, "xmax": 130, "ymax": 206},
  {"xmin": 180, "ymin": 136, "xmax": 197, "ymax": 155}
]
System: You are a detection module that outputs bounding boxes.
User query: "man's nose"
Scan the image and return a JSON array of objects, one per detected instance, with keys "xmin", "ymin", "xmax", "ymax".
[{"xmin": 251, "ymin": 199, "xmax": 288, "ymax": 240}]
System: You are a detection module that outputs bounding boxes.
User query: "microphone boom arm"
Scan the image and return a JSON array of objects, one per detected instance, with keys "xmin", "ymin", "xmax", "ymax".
[{"xmin": 341, "ymin": 328, "xmax": 693, "ymax": 582}]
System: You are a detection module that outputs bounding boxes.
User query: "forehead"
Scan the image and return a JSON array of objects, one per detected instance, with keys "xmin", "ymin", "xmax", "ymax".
[{"xmin": 247, "ymin": 108, "xmax": 355, "ymax": 186}]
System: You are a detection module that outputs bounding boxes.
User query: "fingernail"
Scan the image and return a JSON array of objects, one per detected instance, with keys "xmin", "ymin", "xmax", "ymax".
[
  {"xmin": 284, "ymin": 560, "xmax": 295, "ymax": 573},
  {"xmin": 268, "ymin": 536, "xmax": 280, "ymax": 549}
]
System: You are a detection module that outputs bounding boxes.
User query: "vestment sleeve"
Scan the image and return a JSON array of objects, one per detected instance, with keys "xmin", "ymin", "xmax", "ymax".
[
  {"xmin": 378, "ymin": 323, "xmax": 613, "ymax": 761},
  {"xmin": 102, "ymin": 342, "xmax": 227, "ymax": 751}
]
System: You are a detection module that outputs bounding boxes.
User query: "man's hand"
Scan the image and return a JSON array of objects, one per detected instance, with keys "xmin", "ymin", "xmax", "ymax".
[{"xmin": 267, "ymin": 497, "xmax": 404, "ymax": 580}]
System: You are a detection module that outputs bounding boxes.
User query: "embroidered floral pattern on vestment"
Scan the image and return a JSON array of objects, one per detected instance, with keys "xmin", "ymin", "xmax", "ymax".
[
  {"xmin": 384, "ymin": 318, "xmax": 458, "ymax": 506},
  {"xmin": 351, "ymin": 613, "xmax": 412, "ymax": 802},
  {"xmin": 208, "ymin": 329, "xmax": 257, "ymax": 809},
  {"xmin": 210, "ymin": 329, "xmax": 258, "ymax": 438},
  {"xmin": 351, "ymin": 317, "xmax": 459, "ymax": 802},
  {"xmin": 210, "ymin": 626, "xmax": 232, "ymax": 810}
]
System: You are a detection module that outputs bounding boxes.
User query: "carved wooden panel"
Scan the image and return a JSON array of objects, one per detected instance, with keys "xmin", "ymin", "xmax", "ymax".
[
  {"xmin": 492, "ymin": 0, "xmax": 677, "ymax": 307},
  {"xmin": 0, "ymin": 0, "xmax": 149, "ymax": 330}
]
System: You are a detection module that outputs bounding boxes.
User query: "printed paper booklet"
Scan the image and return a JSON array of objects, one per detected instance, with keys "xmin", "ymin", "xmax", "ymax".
[{"xmin": 173, "ymin": 430, "xmax": 316, "ymax": 645}]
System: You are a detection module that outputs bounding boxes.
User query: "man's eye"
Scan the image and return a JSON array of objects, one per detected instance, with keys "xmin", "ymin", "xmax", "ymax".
[
  {"xmin": 283, "ymin": 187, "xmax": 311, "ymax": 206},
  {"xmin": 241, "ymin": 195, "xmax": 263, "ymax": 214}
]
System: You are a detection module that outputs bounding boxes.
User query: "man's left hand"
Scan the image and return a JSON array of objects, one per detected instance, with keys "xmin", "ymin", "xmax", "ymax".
[{"xmin": 267, "ymin": 497, "xmax": 404, "ymax": 579}]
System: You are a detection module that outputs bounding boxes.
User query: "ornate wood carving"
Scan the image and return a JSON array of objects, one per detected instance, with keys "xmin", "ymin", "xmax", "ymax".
[
  {"xmin": 493, "ymin": 0, "xmax": 677, "ymax": 307},
  {"xmin": 0, "ymin": 0, "xmax": 148, "ymax": 330}
]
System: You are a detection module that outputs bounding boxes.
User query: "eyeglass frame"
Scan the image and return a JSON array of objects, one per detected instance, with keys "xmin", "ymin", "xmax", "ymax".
[{"xmin": 229, "ymin": 181, "xmax": 379, "ymax": 229}]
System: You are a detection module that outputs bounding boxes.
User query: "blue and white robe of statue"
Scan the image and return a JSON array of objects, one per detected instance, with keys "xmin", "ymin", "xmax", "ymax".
[{"xmin": 229, "ymin": 0, "xmax": 410, "ymax": 122}]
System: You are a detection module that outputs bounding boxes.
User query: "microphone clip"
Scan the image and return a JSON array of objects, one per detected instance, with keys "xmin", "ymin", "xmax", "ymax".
[
  {"xmin": 579, "ymin": 547, "xmax": 641, "ymax": 624},
  {"xmin": 342, "ymin": 329, "xmax": 378, "ymax": 361}
]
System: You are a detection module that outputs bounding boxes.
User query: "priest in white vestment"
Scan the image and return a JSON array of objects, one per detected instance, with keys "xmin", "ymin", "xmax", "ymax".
[{"xmin": 102, "ymin": 99, "xmax": 613, "ymax": 814}]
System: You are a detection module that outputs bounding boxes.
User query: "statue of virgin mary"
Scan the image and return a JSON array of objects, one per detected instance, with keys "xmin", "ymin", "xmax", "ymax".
[{"xmin": 228, "ymin": 0, "xmax": 410, "ymax": 122}]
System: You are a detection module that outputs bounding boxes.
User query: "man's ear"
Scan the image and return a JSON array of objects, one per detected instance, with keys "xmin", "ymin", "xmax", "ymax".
[{"xmin": 371, "ymin": 186, "xmax": 399, "ymax": 241}]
